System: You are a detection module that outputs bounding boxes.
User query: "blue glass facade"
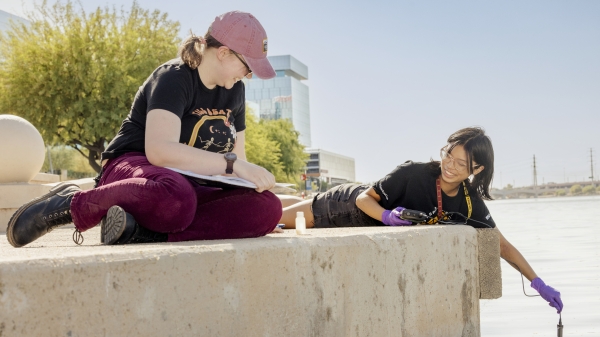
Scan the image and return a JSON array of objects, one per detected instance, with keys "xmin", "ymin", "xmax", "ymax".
[
  {"xmin": 245, "ymin": 55, "xmax": 312, "ymax": 147},
  {"xmin": 0, "ymin": 10, "xmax": 28, "ymax": 35}
]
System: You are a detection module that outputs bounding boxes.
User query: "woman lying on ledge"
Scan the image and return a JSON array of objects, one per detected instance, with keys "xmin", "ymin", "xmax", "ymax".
[{"xmin": 279, "ymin": 127, "xmax": 563, "ymax": 314}]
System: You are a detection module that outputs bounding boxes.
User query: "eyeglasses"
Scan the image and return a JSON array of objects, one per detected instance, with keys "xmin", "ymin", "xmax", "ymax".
[
  {"xmin": 440, "ymin": 147, "xmax": 471, "ymax": 173},
  {"xmin": 231, "ymin": 51, "xmax": 252, "ymax": 79}
]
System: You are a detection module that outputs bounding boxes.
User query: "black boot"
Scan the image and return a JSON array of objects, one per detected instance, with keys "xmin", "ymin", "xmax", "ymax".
[
  {"xmin": 101, "ymin": 205, "xmax": 168, "ymax": 245},
  {"xmin": 7, "ymin": 182, "xmax": 81, "ymax": 247}
]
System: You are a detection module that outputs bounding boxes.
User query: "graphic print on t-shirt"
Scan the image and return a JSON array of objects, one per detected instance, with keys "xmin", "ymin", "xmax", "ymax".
[{"xmin": 182, "ymin": 108, "xmax": 237, "ymax": 153}]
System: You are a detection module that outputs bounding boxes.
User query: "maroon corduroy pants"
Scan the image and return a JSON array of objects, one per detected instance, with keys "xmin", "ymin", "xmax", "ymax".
[{"xmin": 70, "ymin": 152, "xmax": 281, "ymax": 242}]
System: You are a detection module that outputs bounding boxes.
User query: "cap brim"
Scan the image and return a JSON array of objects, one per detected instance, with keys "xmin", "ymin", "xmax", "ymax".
[{"xmin": 245, "ymin": 55, "xmax": 276, "ymax": 79}]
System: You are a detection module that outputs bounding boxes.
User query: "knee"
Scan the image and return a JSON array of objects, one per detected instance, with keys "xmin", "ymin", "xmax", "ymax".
[
  {"xmin": 257, "ymin": 191, "xmax": 283, "ymax": 221},
  {"xmin": 152, "ymin": 174, "xmax": 197, "ymax": 221},
  {"xmin": 265, "ymin": 191, "xmax": 283, "ymax": 218},
  {"xmin": 248, "ymin": 191, "xmax": 282, "ymax": 235}
]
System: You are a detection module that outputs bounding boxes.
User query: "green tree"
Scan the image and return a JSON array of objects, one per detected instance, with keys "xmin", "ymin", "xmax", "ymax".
[
  {"xmin": 596, "ymin": 186, "xmax": 600, "ymax": 193},
  {"xmin": 244, "ymin": 109, "xmax": 285, "ymax": 179},
  {"xmin": 260, "ymin": 118, "xmax": 308, "ymax": 182},
  {"xmin": 244, "ymin": 105, "xmax": 307, "ymax": 184},
  {"xmin": 570, "ymin": 184, "xmax": 582, "ymax": 195},
  {"xmin": 582, "ymin": 185, "xmax": 595, "ymax": 195},
  {"xmin": 41, "ymin": 145, "xmax": 96, "ymax": 176},
  {"xmin": 0, "ymin": 0, "xmax": 180, "ymax": 172},
  {"xmin": 555, "ymin": 189, "xmax": 566, "ymax": 197},
  {"xmin": 41, "ymin": 146, "xmax": 74, "ymax": 174},
  {"xmin": 320, "ymin": 179, "xmax": 329, "ymax": 192}
]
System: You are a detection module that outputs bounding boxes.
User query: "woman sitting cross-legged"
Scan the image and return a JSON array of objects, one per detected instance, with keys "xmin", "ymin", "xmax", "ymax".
[{"xmin": 7, "ymin": 11, "xmax": 282, "ymax": 247}]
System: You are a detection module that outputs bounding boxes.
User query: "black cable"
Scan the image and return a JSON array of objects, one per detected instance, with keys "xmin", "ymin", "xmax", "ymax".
[
  {"xmin": 432, "ymin": 211, "xmax": 563, "ymax": 333},
  {"xmin": 437, "ymin": 212, "xmax": 494, "ymax": 229},
  {"xmin": 433, "ymin": 212, "xmax": 538, "ymax": 297},
  {"xmin": 503, "ymin": 258, "xmax": 540, "ymax": 297}
]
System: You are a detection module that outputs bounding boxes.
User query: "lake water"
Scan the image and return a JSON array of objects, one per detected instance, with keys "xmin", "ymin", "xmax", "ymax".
[{"xmin": 480, "ymin": 195, "xmax": 600, "ymax": 336}]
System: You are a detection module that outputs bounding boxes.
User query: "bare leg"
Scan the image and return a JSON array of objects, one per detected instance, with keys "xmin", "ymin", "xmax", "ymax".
[
  {"xmin": 276, "ymin": 195, "xmax": 304, "ymax": 208},
  {"xmin": 279, "ymin": 199, "xmax": 315, "ymax": 229}
]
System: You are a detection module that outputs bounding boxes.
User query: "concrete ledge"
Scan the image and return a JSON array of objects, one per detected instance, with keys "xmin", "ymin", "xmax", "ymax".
[
  {"xmin": 30, "ymin": 172, "xmax": 60, "ymax": 184},
  {"xmin": 0, "ymin": 226, "xmax": 489, "ymax": 337},
  {"xmin": 477, "ymin": 228, "xmax": 502, "ymax": 299}
]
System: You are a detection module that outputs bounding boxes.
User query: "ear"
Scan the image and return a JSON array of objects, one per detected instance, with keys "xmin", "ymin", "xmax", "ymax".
[
  {"xmin": 472, "ymin": 165, "xmax": 485, "ymax": 176},
  {"xmin": 216, "ymin": 46, "xmax": 231, "ymax": 61}
]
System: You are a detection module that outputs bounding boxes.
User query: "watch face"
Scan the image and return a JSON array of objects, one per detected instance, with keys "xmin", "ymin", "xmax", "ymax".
[{"xmin": 225, "ymin": 152, "xmax": 237, "ymax": 161}]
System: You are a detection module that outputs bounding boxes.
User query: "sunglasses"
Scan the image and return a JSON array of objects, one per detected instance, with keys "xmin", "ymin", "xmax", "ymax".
[{"xmin": 231, "ymin": 51, "xmax": 252, "ymax": 79}]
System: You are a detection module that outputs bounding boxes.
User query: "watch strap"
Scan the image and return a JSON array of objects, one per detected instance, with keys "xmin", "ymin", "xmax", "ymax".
[{"xmin": 225, "ymin": 153, "xmax": 236, "ymax": 174}]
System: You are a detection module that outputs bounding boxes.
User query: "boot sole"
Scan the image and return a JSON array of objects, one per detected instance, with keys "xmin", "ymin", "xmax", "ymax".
[
  {"xmin": 101, "ymin": 206, "xmax": 128, "ymax": 245},
  {"xmin": 6, "ymin": 182, "xmax": 80, "ymax": 248}
]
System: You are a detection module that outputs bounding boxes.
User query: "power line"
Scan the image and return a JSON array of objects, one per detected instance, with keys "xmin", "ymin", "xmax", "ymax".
[
  {"xmin": 533, "ymin": 155, "xmax": 538, "ymax": 198},
  {"xmin": 591, "ymin": 148, "xmax": 595, "ymax": 188}
]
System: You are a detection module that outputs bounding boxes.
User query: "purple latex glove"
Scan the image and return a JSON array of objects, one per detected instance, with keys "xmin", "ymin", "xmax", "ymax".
[
  {"xmin": 381, "ymin": 207, "xmax": 413, "ymax": 226},
  {"xmin": 531, "ymin": 277, "xmax": 563, "ymax": 313}
]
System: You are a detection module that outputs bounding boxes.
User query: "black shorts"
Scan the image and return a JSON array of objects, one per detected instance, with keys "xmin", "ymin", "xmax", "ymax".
[{"xmin": 312, "ymin": 183, "xmax": 381, "ymax": 228}]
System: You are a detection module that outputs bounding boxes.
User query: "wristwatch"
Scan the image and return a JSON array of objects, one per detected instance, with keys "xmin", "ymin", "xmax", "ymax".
[{"xmin": 224, "ymin": 152, "xmax": 237, "ymax": 174}]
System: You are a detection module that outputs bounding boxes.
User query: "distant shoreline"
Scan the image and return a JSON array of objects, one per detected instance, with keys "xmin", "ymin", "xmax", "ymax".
[{"xmin": 490, "ymin": 193, "xmax": 600, "ymax": 201}]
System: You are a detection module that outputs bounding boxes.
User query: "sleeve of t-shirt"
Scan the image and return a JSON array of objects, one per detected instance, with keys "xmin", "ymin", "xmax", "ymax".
[
  {"xmin": 467, "ymin": 198, "xmax": 496, "ymax": 229},
  {"xmin": 144, "ymin": 66, "xmax": 192, "ymax": 119},
  {"xmin": 371, "ymin": 161, "xmax": 414, "ymax": 210},
  {"xmin": 233, "ymin": 82, "xmax": 246, "ymax": 132}
]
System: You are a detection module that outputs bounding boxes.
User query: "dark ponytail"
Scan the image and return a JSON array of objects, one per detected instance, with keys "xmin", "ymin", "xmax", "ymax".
[{"xmin": 178, "ymin": 31, "xmax": 225, "ymax": 69}]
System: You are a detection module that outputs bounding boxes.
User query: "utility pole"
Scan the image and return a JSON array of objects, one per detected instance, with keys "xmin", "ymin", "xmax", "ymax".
[
  {"xmin": 533, "ymin": 155, "xmax": 538, "ymax": 198},
  {"xmin": 591, "ymin": 148, "xmax": 596, "ymax": 188}
]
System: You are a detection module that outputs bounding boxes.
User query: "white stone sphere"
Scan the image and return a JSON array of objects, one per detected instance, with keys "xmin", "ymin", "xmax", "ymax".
[{"xmin": 0, "ymin": 115, "xmax": 46, "ymax": 183}]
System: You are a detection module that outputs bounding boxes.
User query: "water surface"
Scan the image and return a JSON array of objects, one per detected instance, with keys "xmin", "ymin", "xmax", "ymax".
[{"xmin": 480, "ymin": 195, "xmax": 600, "ymax": 336}]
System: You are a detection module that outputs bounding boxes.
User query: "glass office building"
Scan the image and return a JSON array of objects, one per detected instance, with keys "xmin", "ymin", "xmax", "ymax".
[
  {"xmin": 245, "ymin": 55, "xmax": 312, "ymax": 147},
  {"xmin": 0, "ymin": 10, "xmax": 28, "ymax": 35},
  {"xmin": 246, "ymin": 55, "xmax": 356, "ymax": 188}
]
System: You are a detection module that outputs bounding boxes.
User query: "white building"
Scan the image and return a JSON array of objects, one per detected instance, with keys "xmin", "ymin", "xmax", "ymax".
[{"xmin": 306, "ymin": 148, "xmax": 356, "ymax": 187}]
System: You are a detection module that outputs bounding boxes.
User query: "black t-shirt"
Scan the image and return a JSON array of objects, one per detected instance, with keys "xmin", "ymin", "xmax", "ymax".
[
  {"xmin": 371, "ymin": 161, "xmax": 496, "ymax": 229},
  {"xmin": 102, "ymin": 58, "xmax": 246, "ymax": 160}
]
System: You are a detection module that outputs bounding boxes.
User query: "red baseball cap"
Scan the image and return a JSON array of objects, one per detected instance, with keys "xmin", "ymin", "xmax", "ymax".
[{"xmin": 210, "ymin": 11, "xmax": 276, "ymax": 79}]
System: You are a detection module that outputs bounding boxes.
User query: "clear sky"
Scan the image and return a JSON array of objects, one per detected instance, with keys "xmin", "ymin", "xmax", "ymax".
[{"xmin": 1, "ymin": 0, "xmax": 599, "ymax": 187}]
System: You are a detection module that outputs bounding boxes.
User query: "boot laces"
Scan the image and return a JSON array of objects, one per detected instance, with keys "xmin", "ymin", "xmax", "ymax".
[
  {"xmin": 44, "ymin": 209, "xmax": 74, "ymax": 231},
  {"xmin": 72, "ymin": 229, "xmax": 84, "ymax": 245}
]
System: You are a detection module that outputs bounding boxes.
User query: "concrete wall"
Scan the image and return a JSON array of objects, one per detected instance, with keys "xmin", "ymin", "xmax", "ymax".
[
  {"xmin": 0, "ymin": 225, "xmax": 496, "ymax": 337},
  {"xmin": 29, "ymin": 172, "xmax": 61, "ymax": 184},
  {"xmin": 477, "ymin": 228, "xmax": 502, "ymax": 299}
]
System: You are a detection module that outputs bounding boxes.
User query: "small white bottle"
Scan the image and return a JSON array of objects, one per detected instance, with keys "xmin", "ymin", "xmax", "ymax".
[{"xmin": 295, "ymin": 211, "xmax": 306, "ymax": 235}]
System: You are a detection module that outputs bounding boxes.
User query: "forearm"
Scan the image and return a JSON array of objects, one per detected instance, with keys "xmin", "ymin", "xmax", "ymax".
[
  {"xmin": 355, "ymin": 192, "xmax": 385, "ymax": 221},
  {"xmin": 144, "ymin": 110, "xmax": 274, "ymax": 192},
  {"xmin": 146, "ymin": 140, "xmax": 230, "ymax": 176},
  {"xmin": 144, "ymin": 109, "xmax": 231, "ymax": 175},
  {"xmin": 499, "ymin": 231, "xmax": 538, "ymax": 281}
]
